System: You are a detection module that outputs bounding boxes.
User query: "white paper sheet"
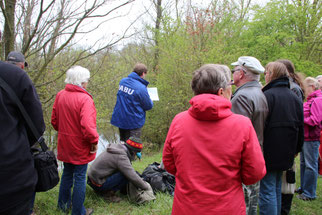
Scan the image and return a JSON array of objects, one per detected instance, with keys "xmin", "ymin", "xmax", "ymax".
[{"xmin": 147, "ymin": 87, "xmax": 159, "ymax": 101}]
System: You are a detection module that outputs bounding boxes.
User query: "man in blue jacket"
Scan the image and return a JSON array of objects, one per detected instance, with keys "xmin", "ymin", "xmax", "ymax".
[{"xmin": 111, "ymin": 63, "xmax": 153, "ymax": 142}]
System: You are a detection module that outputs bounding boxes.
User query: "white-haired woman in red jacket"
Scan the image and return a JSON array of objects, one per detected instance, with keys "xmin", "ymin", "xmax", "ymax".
[{"xmin": 51, "ymin": 66, "xmax": 99, "ymax": 215}]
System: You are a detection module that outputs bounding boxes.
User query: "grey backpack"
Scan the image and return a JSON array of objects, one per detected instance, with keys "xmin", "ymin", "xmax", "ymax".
[{"xmin": 127, "ymin": 181, "xmax": 156, "ymax": 204}]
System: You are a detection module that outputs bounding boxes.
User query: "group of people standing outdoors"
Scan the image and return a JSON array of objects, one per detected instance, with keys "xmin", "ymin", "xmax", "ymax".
[
  {"xmin": 0, "ymin": 51, "xmax": 321, "ymax": 215},
  {"xmin": 162, "ymin": 56, "xmax": 322, "ymax": 215},
  {"xmin": 52, "ymin": 63, "xmax": 153, "ymax": 215},
  {"xmin": 0, "ymin": 56, "xmax": 153, "ymax": 215}
]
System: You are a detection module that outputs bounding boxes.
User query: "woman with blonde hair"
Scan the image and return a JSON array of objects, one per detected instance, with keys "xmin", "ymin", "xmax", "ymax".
[
  {"xmin": 276, "ymin": 59, "xmax": 304, "ymax": 215},
  {"xmin": 259, "ymin": 62, "xmax": 304, "ymax": 215}
]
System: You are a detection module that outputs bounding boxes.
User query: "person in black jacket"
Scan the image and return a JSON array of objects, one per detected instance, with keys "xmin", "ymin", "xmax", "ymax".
[
  {"xmin": 276, "ymin": 59, "xmax": 304, "ymax": 215},
  {"xmin": 259, "ymin": 62, "xmax": 304, "ymax": 215},
  {"xmin": 0, "ymin": 60, "xmax": 45, "ymax": 215}
]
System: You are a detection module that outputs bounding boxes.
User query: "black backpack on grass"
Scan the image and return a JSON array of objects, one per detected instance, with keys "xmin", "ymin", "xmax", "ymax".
[{"xmin": 141, "ymin": 162, "xmax": 175, "ymax": 196}]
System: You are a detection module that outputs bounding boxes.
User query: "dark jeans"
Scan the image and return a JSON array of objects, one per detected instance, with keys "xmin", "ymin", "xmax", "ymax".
[
  {"xmin": 87, "ymin": 172, "xmax": 128, "ymax": 194},
  {"xmin": 119, "ymin": 128, "xmax": 142, "ymax": 142},
  {"xmin": 58, "ymin": 162, "xmax": 88, "ymax": 215},
  {"xmin": 259, "ymin": 171, "xmax": 283, "ymax": 215},
  {"xmin": 300, "ymin": 141, "xmax": 320, "ymax": 199}
]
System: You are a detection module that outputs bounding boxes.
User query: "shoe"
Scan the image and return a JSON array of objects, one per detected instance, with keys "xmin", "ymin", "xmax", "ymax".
[
  {"xmin": 297, "ymin": 194, "xmax": 315, "ymax": 201},
  {"xmin": 295, "ymin": 188, "xmax": 303, "ymax": 194},
  {"xmin": 86, "ymin": 208, "xmax": 94, "ymax": 215}
]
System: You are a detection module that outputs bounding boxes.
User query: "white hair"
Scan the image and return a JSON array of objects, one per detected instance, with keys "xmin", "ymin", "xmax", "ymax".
[
  {"xmin": 65, "ymin": 66, "xmax": 90, "ymax": 86},
  {"xmin": 305, "ymin": 77, "xmax": 319, "ymax": 90},
  {"xmin": 243, "ymin": 67, "xmax": 260, "ymax": 81},
  {"xmin": 316, "ymin": 75, "xmax": 322, "ymax": 80}
]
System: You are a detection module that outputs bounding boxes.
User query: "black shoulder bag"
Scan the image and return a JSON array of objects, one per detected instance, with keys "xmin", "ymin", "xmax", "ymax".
[{"xmin": 0, "ymin": 76, "xmax": 59, "ymax": 192}]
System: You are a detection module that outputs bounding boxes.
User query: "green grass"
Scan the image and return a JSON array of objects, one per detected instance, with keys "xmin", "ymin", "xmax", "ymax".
[
  {"xmin": 33, "ymin": 152, "xmax": 321, "ymax": 214},
  {"xmin": 288, "ymin": 156, "xmax": 322, "ymax": 215}
]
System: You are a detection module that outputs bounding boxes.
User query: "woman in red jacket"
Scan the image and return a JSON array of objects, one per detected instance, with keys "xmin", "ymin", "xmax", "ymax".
[
  {"xmin": 162, "ymin": 64, "xmax": 266, "ymax": 215},
  {"xmin": 51, "ymin": 66, "xmax": 99, "ymax": 215}
]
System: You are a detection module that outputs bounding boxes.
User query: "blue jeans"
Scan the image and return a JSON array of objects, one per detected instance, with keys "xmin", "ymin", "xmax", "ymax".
[
  {"xmin": 58, "ymin": 163, "xmax": 88, "ymax": 215},
  {"xmin": 300, "ymin": 141, "xmax": 320, "ymax": 199},
  {"xmin": 29, "ymin": 192, "xmax": 36, "ymax": 214},
  {"xmin": 87, "ymin": 172, "xmax": 128, "ymax": 193},
  {"xmin": 259, "ymin": 171, "xmax": 282, "ymax": 215}
]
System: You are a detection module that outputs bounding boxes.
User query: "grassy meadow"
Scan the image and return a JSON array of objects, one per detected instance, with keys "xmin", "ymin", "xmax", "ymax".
[{"xmin": 33, "ymin": 152, "xmax": 321, "ymax": 215}]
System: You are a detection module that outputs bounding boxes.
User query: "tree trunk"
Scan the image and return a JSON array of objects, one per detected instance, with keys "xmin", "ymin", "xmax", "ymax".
[
  {"xmin": 1, "ymin": 0, "xmax": 17, "ymax": 58},
  {"xmin": 153, "ymin": 0, "xmax": 162, "ymax": 72}
]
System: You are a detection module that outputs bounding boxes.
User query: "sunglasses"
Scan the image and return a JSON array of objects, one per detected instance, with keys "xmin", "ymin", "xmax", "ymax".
[{"xmin": 231, "ymin": 68, "xmax": 246, "ymax": 74}]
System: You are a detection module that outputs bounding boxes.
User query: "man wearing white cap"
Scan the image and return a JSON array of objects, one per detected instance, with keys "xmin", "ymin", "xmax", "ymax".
[{"xmin": 231, "ymin": 56, "xmax": 268, "ymax": 215}]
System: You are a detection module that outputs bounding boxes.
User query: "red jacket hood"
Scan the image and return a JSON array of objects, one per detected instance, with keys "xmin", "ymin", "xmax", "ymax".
[
  {"xmin": 188, "ymin": 94, "xmax": 233, "ymax": 121},
  {"xmin": 65, "ymin": 84, "xmax": 92, "ymax": 98}
]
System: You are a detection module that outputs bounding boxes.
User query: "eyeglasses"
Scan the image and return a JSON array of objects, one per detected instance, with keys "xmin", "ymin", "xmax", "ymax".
[{"xmin": 231, "ymin": 68, "xmax": 246, "ymax": 74}]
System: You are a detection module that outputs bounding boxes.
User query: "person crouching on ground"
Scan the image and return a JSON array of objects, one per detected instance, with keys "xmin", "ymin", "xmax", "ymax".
[{"xmin": 87, "ymin": 137, "xmax": 150, "ymax": 201}]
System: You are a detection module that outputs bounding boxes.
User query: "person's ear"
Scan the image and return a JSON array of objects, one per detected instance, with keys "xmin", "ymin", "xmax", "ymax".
[
  {"xmin": 20, "ymin": 63, "xmax": 24, "ymax": 70},
  {"xmin": 217, "ymin": 88, "xmax": 224, "ymax": 97},
  {"xmin": 239, "ymin": 70, "xmax": 245, "ymax": 79}
]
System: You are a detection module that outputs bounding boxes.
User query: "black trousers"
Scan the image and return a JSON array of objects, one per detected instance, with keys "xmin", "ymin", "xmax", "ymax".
[
  {"xmin": 281, "ymin": 194, "xmax": 294, "ymax": 215},
  {"xmin": 0, "ymin": 197, "xmax": 32, "ymax": 215},
  {"xmin": 119, "ymin": 128, "xmax": 142, "ymax": 142}
]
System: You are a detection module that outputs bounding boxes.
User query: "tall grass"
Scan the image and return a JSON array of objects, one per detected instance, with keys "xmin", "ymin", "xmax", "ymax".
[{"xmin": 33, "ymin": 152, "xmax": 321, "ymax": 215}]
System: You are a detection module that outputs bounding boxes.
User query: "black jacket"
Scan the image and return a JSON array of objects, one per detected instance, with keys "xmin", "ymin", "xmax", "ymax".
[
  {"xmin": 262, "ymin": 77, "xmax": 304, "ymax": 171},
  {"xmin": 0, "ymin": 61, "xmax": 45, "ymax": 211}
]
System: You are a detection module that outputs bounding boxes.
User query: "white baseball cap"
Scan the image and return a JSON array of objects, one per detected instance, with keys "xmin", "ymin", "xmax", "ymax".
[{"xmin": 231, "ymin": 56, "xmax": 264, "ymax": 74}]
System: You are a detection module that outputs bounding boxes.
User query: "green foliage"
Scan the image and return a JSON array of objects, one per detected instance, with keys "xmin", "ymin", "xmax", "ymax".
[
  {"xmin": 36, "ymin": 0, "xmax": 321, "ymax": 149},
  {"xmin": 238, "ymin": 0, "xmax": 321, "ymax": 75}
]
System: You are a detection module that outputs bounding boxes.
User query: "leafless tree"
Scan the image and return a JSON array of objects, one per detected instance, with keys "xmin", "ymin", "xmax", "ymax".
[{"xmin": 1, "ymin": 0, "xmax": 137, "ymax": 85}]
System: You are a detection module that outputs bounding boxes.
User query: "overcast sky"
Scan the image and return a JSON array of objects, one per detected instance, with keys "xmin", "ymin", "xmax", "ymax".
[
  {"xmin": 75, "ymin": 0, "xmax": 271, "ymax": 49},
  {"xmin": 0, "ymin": 0, "xmax": 270, "ymax": 50}
]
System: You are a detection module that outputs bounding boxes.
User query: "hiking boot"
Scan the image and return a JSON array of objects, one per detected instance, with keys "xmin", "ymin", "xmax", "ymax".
[
  {"xmin": 297, "ymin": 194, "xmax": 315, "ymax": 201},
  {"xmin": 86, "ymin": 208, "xmax": 94, "ymax": 215}
]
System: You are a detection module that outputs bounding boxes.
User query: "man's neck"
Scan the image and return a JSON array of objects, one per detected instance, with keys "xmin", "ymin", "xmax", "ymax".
[{"xmin": 236, "ymin": 79, "xmax": 251, "ymax": 88}]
